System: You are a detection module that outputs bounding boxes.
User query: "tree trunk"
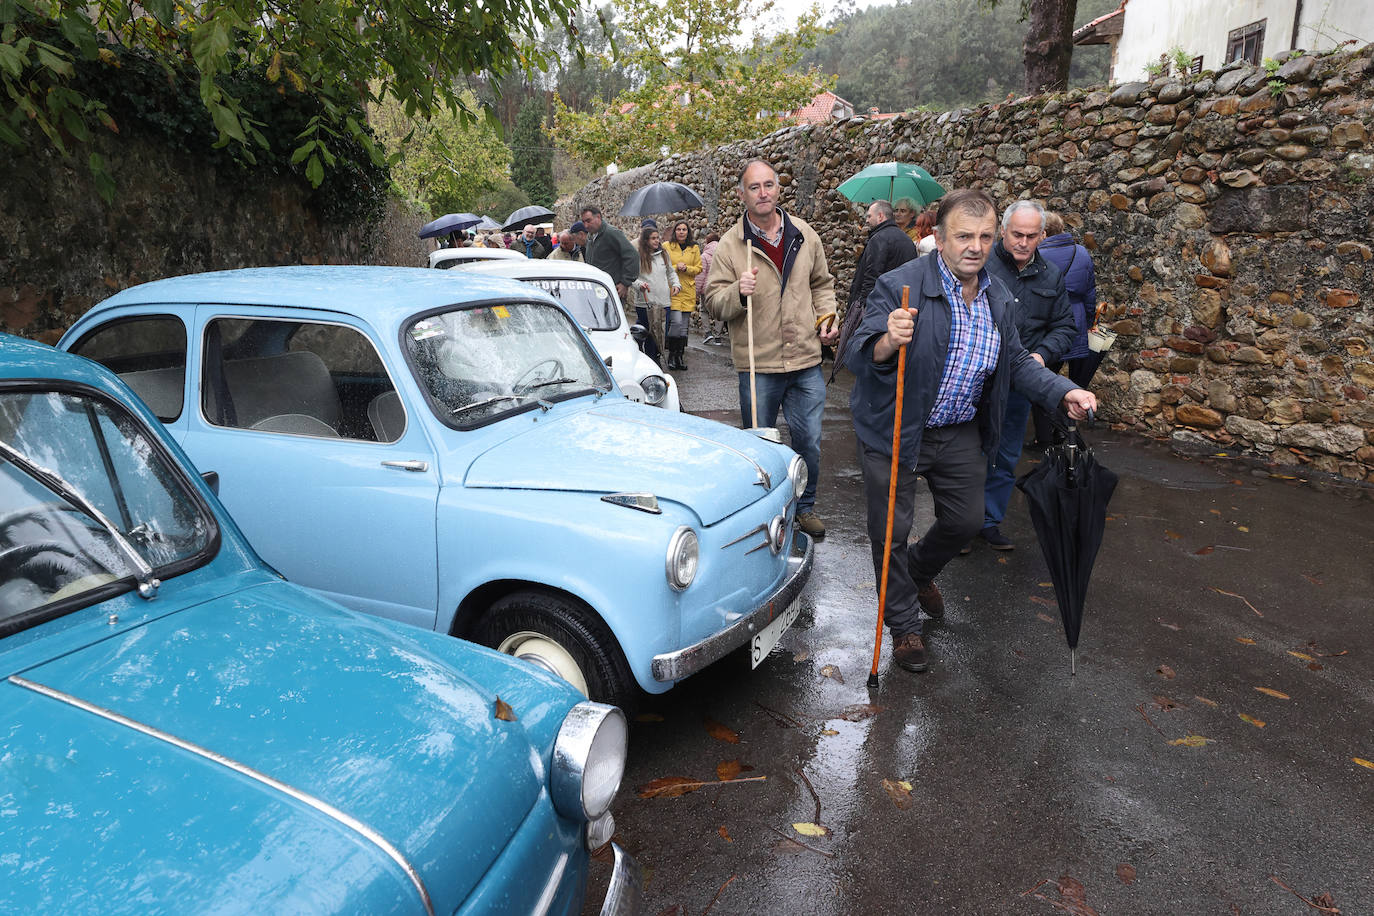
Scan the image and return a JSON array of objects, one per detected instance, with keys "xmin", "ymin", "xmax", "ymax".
[{"xmin": 1023, "ymin": 0, "xmax": 1079, "ymax": 95}]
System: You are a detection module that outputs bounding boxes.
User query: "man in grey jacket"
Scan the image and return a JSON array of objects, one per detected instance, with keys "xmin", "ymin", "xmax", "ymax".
[
  {"xmin": 978, "ymin": 200, "xmax": 1076, "ymax": 551},
  {"xmin": 846, "ymin": 189, "xmax": 1096, "ymax": 674},
  {"xmin": 580, "ymin": 205, "xmax": 639, "ymax": 302}
]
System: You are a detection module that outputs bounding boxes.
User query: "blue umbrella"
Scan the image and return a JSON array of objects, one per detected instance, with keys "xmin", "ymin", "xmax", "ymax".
[{"xmin": 419, "ymin": 213, "xmax": 483, "ymax": 239}]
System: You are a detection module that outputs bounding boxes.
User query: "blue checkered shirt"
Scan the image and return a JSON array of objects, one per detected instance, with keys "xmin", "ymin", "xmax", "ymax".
[{"xmin": 926, "ymin": 254, "xmax": 1001, "ymax": 427}]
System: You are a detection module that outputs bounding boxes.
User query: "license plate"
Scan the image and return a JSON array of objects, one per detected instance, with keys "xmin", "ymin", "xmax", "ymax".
[{"xmin": 750, "ymin": 599, "xmax": 801, "ymax": 669}]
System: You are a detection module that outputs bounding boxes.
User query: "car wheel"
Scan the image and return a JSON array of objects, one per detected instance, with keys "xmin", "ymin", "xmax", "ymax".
[{"xmin": 476, "ymin": 592, "xmax": 636, "ymax": 710}]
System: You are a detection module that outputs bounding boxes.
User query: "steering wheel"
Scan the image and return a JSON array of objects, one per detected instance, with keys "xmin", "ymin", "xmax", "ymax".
[{"xmin": 513, "ymin": 357, "xmax": 565, "ymax": 393}]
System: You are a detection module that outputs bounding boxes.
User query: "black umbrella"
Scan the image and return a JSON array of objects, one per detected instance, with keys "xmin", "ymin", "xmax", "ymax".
[
  {"xmin": 418, "ymin": 213, "xmax": 482, "ymax": 239},
  {"xmin": 1016, "ymin": 413, "xmax": 1118, "ymax": 674},
  {"xmin": 620, "ymin": 182, "xmax": 705, "ymax": 218},
  {"xmin": 502, "ymin": 205, "xmax": 556, "ymax": 231}
]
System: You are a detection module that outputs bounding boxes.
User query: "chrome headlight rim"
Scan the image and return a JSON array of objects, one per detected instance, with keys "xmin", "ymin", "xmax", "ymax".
[
  {"xmin": 788, "ymin": 455, "xmax": 807, "ymax": 501},
  {"xmin": 639, "ymin": 373, "xmax": 669, "ymax": 406},
  {"xmin": 665, "ymin": 525, "xmax": 698, "ymax": 591},
  {"xmin": 551, "ymin": 702, "xmax": 628, "ymax": 821}
]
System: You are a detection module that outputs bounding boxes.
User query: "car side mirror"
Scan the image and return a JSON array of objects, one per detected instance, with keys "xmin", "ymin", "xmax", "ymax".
[
  {"xmin": 629, "ymin": 324, "xmax": 647, "ymax": 343},
  {"xmin": 201, "ymin": 470, "xmax": 219, "ymax": 495},
  {"xmin": 604, "ymin": 355, "xmax": 614, "ymax": 368}
]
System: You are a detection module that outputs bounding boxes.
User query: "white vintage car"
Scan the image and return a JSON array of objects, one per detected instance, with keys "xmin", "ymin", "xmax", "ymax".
[
  {"xmin": 464, "ymin": 259, "xmax": 681, "ymax": 412},
  {"xmin": 427, "ymin": 247, "xmax": 526, "ymax": 269}
]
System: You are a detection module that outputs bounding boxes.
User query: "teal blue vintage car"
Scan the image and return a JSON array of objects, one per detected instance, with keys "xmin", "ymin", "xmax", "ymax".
[
  {"xmin": 0, "ymin": 333, "xmax": 639, "ymax": 914},
  {"xmin": 59, "ymin": 267, "xmax": 814, "ymax": 710}
]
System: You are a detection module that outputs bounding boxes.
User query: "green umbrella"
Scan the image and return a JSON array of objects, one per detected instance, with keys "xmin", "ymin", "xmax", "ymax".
[{"xmin": 837, "ymin": 162, "xmax": 947, "ymax": 206}]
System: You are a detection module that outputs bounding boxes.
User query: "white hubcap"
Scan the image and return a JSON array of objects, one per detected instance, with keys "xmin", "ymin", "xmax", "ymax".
[{"xmin": 496, "ymin": 630, "xmax": 590, "ymax": 697}]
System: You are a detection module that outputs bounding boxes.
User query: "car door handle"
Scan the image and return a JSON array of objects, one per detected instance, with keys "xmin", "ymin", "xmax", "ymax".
[{"xmin": 381, "ymin": 460, "xmax": 429, "ymax": 472}]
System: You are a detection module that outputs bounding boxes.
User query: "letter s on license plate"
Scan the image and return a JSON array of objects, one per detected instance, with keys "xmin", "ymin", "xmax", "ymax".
[{"xmin": 750, "ymin": 599, "xmax": 801, "ymax": 669}]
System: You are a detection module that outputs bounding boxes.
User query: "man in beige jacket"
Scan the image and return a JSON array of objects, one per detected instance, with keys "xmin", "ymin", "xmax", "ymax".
[{"xmin": 705, "ymin": 159, "xmax": 839, "ymax": 539}]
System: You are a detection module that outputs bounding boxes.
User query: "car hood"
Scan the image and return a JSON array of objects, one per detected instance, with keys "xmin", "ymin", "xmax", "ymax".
[
  {"xmin": 463, "ymin": 399, "xmax": 789, "ymax": 525},
  {"xmin": 4, "ymin": 580, "xmax": 567, "ymax": 914}
]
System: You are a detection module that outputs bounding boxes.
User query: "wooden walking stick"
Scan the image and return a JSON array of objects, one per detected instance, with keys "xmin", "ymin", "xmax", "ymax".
[
  {"xmin": 868, "ymin": 285, "xmax": 914, "ymax": 689},
  {"xmin": 746, "ymin": 241, "xmax": 758, "ymax": 429}
]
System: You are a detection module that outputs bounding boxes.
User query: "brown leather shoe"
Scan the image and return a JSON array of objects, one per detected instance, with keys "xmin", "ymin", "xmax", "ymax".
[
  {"xmin": 916, "ymin": 580, "xmax": 944, "ymax": 619},
  {"xmin": 893, "ymin": 632, "xmax": 928, "ymax": 672}
]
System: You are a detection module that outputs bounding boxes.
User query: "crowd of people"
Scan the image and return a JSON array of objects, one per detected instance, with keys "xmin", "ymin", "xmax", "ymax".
[{"xmin": 434, "ymin": 164, "xmax": 1105, "ymax": 676}]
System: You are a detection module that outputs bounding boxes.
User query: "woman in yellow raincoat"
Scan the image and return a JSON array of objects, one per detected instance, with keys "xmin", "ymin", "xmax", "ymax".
[{"xmin": 664, "ymin": 221, "xmax": 702, "ymax": 370}]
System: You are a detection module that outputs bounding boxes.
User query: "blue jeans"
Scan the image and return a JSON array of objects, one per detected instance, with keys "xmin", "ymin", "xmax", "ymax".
[
  {"xmin": 984, "ymin": 389, "xmax": 1031, "ymax": 528},
  {"xmin": 738, "ymin": 365, "xmax": 824, "ymax": 514}
]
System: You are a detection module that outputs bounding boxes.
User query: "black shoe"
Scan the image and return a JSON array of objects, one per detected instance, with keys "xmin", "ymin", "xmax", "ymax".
[
  {"xmin": 978, "ymin": 526, "xmax": 1014, "ymax": 551},
  {"xmin": 893, "ymin": 632, "xmax": 928, "ymax": 672}
]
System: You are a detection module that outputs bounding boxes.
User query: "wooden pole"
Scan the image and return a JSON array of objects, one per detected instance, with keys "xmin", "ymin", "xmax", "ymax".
[
  {"xmin": 868, "ymin": 286, "xmax": 914, "ymax": 688},
  {"xmin": 746, "ymin": 242, "xmax": 758, "ymax": 429}
]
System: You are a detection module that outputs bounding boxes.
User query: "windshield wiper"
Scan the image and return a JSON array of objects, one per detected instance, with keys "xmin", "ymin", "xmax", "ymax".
[
  {"xmin": 521, "ymin": 376, "xmax": 579, "ymax": 391},
  {"xmin": 0, "ymin": 440, "xmax": 161, "ymax": 599},
  {"xmin": 451, "ymin": 394, "xmax": 525, "ymax": 417}
]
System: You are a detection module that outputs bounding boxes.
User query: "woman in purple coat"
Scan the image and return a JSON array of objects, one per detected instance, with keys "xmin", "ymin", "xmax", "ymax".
[{"xmin": 1032, "ymin": 212, "xmax": 1101, "ymax": 447}]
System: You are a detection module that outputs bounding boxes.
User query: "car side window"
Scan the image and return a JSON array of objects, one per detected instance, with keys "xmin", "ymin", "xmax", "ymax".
[
  {"xmin": 201, "ymin": 317, "xmax": 404, "ymax": 442},
  {"xmin": 69, "ymin": 317, "xmax": 187, "ymax": 422}
]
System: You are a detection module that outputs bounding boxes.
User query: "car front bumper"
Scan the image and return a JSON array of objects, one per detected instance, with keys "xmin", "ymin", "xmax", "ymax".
[
  {"xmin": 598, "ymin": 844, "xmax": 644, "ymax": 916},
  {"xmin": 649, "ymin": 531, "xmax": 814, "ymax": 682}
]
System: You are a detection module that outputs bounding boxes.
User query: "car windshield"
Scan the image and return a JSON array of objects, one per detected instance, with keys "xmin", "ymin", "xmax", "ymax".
[
  {"xmin": 521, "ymin": 277, "xmax": 621, "ymax": 331},
  {"xmin": 0, "ymin": 388, "xmax": 214, "ymax": 625},
  {"xmin": 404, "ymin": 301, "xmax": 613, "ymax": 427}
]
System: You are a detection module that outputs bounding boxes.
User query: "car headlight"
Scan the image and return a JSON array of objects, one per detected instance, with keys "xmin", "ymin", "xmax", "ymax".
[
  {"xmin": 552, "ymin": 702, "xmax": 628, "ymax": 821},
  {"xmin": 640, "ymin": 373, "xmax": 668, "ymax": 406},
  {"xmin": 666, "ymin": 525, "xmax": 698, "ymax": 591},
  {"xmin": 788, "ymin": 455, "xmax": 807, "ymax": 501}
]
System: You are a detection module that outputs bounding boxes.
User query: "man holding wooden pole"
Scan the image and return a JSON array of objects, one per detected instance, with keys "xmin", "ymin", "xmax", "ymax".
[
  {"xmin": 705, "ymin": 159, "xmax": 839, "ymax": 540},
  {"xmin": 846, "ymin": 189, "xmax": 1098, "ymax": 675}
]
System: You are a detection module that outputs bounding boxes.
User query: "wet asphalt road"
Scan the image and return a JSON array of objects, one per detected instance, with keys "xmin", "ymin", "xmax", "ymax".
[{"xmin": 585, "ymin": 329, "xmax": 1374, "ymax": 916}]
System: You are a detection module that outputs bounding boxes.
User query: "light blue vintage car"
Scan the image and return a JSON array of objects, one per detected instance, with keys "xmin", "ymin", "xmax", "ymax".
[
  {"xmin": 0, "ymin": 333, "xmax": 638, "ymax": 914},
  {"xmin": 59, "ymin": 267, "xmax": 814, "ymax": 709}
]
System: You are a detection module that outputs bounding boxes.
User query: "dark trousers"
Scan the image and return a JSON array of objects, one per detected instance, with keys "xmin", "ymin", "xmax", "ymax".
[
  {"xmin": 858, "ymin": 420, "xmax": 985, "ymax": 637},
  {"xmin": 1031, "ymin": 354, "xmax": 1103, "ymax": 445}
]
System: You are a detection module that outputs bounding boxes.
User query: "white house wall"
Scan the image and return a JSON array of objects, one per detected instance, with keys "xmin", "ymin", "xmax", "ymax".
[{"xmin": 1113, "ymin": 0, "xmax": 1373, "ymax": 82}]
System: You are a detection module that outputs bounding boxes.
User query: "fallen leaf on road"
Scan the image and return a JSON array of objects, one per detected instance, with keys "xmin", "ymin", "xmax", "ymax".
[
  {"xmin": 1169, "ymin": 734, "xmax": 1212, "ymax": 747},
  {"xmin": 1195, "ymin": 695, "xmax": 1218, "ymax": 707},
  {"xmin": 1321, "ymin": 649, "xmax": 1349, "ymax": 658},
  {"xmin": 839, "ymin": 703, "xmax": 883, "ymax": 722},
  {"xmin": 1353, "ymin": 758, "xmax": 1374, "ymax": 771},
  {"xmin": 1270, "ymin": 875, "xmax": 1341, "ymax": 914},
  {"xmin": 792, "ymin": 650, "xmax": 810, "ymax": 662},
  {"xmin": 1158, "ymin": 619, "xmax": 1181, "ymax": 631},
  {"xmin": 1308, "ymin": 662, "xmax": 1324, "ymax": 671},
  {"xmin": 881, "ymin": 778, "xmax": 913, "ymax": 809},
  {"xmin": 1255, "ymin": 687, "xmax": 1290, "ymax": 699},
  {"xmin": 1165, "ymin": 530, "xmax": 1182, "ymax": 539},
  {"xmin": 493, "ymin": 698, "xmax": 518, "ymax": 721},
  {"xmin": 1157, "ymin": 665, "xmax": 1176, "ymax": 679},
  {"xmin": 638, "ymin": 776, "xmax": 703, "ymax": 799},
  {"xmin": 635, "ymin": 712, "xmax": 665, "ymax": 722},
  {"xmin": 1236, "ymin": 637, "xmax": 1256, "ymax": 645},
  {"xmin": 792, "ymin": 822, "xmax": 830, "ymax": 838},
  {"xmin": 718, "ymin": 826, "xmax": 732, "ymax": 842},
  {"xmin": 1238, "ymin": 713, "xmax": 1266, "ymax": 728},
  {"xmin": 1195, "ymin": 545, "xmax": 1214, "ymax": 555},
  {"xmin": 1302, "ymin": 574, "xmax": 1323, "ymax": 586},
  {"xmin": 1030, "ymin": 594, "xmax": 1056, "ymax": 607},
  {"xmin": 1209, "ymin": 509, "xmax": 1222, "ymax": 515},
  {"xmin": 1116, "ymin": 863, "xmax": 1137, "ymax": 885},
  {"xmin": 1237, "ymin": 525, "xmax": 1250, "ymax": 532},
  {"xmin": 819, "ymin": 728, "xmax": 839, "ymax": 736},
  {"xmin": 703, "ymin": 718, "xmax": 741, "ymax": 743},
  {"xmin": 1153, "ymin": 695, "xmax": 1182, "ymax": 711},
  {"xmin": 1037, "ymin": 612, "xmax": 1055, "ymax": 623},
  {"xmin": 1288, "ymin": 650, "xmax": 1315, "ymax": 661},
  {"xmin": 997, "ymin": 556, "xmax": 1008, "ymax": 564},
  {"xmin": 1210, "ymin": 586, "xmax": 1263, "ymax": 616},
  {"xmin": 1038, "ymin": 581, "xmax": 1053, "ymax": 588},
  {"xmin": 819, "ymin": 664, "xmax": 844, "ymax": 684},
  {"xmin": 717, "ymin": 760, "xmax": 742, "ymax": 782}
]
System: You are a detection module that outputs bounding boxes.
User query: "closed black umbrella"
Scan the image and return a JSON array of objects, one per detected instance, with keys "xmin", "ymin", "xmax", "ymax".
[
  {"xmin": 620, "ymin": 182, "xmax": 704, "ymax": 218},
  {"xmin": 1016, "ymin": 415, "xmax": 1118, "ymax": 674},
  {"xmin": 502, "ymin": 205, "xmax": 556, "ymax": 231}
]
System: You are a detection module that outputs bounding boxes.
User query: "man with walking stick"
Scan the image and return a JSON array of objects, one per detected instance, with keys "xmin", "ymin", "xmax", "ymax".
[
  {"xmin": 705, "ymin": 159, "xmax": 839, "ymax": 540},
  {"xmin": 846, "ymin": 189, "xmax": 1097, "ymax": 676}
]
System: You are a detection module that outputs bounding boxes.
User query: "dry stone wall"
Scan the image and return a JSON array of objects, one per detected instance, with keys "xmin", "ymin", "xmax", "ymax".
[{"xmin": 568, "ymin": 45, "xmax": 1374, "ymax": 488}]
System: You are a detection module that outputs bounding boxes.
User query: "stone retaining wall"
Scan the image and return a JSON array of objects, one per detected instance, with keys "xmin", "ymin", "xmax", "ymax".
[{"xmin": 568, "ymin": 45, "xmax": 1374, "ymax": 487}]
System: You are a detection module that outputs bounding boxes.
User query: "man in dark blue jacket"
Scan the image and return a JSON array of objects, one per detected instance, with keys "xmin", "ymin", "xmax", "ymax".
[
  {"xmin": 977, "ymin": 200, "xmax": 1076, "ymax": 551},
  {"xmin": 846, "ymin": 189, "xmax": 1096, "ymax": 674}
]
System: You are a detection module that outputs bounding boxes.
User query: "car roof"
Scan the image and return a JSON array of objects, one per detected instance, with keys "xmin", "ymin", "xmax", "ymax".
[
  {"xmin": 428, "ymin": 248, "xmax": 525, "ymax": 266},
  {"xmin": 463, "ymin": 259, "xmax": 618, "ymax": 288},
  {"xmin": 90, "ymin": 266, "xmax": 553, "ymax": 326},
  {"xmin": 1, "ymin": 332, "xmax": 115, "ymax": 388}
]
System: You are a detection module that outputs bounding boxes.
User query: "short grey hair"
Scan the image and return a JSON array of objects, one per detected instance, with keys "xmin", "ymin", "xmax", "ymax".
[
  {"xmin": 1001, "ymin": 199, "xmax": 1047, "ymax": 231},
  {"xmin": 869, "ymin": 200, "xmax": 894, "ymax": 220},
  {"xmin": 893, "ymin": 197, "xmax": 918, "ymax": 211},
  {"xmin": 738, "ymin": 158, "xmax": 778, "ymax": 187}
]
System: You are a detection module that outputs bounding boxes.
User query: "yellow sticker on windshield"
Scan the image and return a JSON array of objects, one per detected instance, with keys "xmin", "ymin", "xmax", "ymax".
[{"xmin": 493, "ymin": 306, "xmax": 510, "ymax": 318}]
